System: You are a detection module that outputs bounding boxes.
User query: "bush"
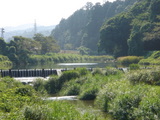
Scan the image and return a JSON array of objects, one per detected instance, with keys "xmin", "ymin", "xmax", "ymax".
[
  {"xmin": 127, "ymin": 69, "xmax": 160, "ymax": 85},
  {"xmin": 134, "ymin": 96, "xmax": 160, "ymax": 119},
  {"xmin": 105, "ymin": 67, "xmax": 121, "ymax": 76},
  {"xmin": 24, "ymin": 105, "xmax": 49, "ymax": 120},
  {"xmin": 79, "ymin": 87, "xmax": 98, "ymax": 100},
  {"xmin": 117, "ymin": 56, "xmax": 143, "ymax": 65},
  {"xmin": 59, "ymin": 70, "xmax": 80, "ymax": 83},
  {"xmin": 64, "ymin": 84, "xmax": 80, "ymax": 95},
  {"xmin": 44, "ymin": 76, "xmax": 59, "ymax": 94},
  {"xmin": 32, "ymin": 78, "xmax": 46, "ymax": 94},
  {"xmin": 129, "ymin": 64, "xmax": 140, "ymax": 70},
  {"xmin": 92, "ymin": 68, "xmax": 104, "ymax": 76},
  {"xmin": 76, "ymin": 68, "xmax": 89, "ymax": 76},
  {"xmin": 110, "ymin": 92, "xmax": 141, "ymax": 120},
  {"xmin": 15, "ymin": 86, "xmax": 33, "ymax": 96}
]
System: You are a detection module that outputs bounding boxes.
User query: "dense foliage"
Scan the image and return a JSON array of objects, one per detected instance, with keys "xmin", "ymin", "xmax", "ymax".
[
  {"xmin": 32, "ymin": 66, "xmax": 160, "ymax": 120},
  {"xmin": 51, "ymin": 0, "xmax": 137, "ymax": 54},
  {"xmin": 99, "ymin": 0, "xmax": 160, "ymax": 57},
  {"xmin": 0, "ymin": 77, "xmax": 104, "ymax": 120},
  {"xmin": 0, "ymin": 34, "xmax": 60, "ymax": 65},
  {"xmin": 139, "ymin": 51, "xmax": 160, "ymax": 65},
  {"xmin": 0, "ymin": 55, "xmax": 12, "ymax": 69}
]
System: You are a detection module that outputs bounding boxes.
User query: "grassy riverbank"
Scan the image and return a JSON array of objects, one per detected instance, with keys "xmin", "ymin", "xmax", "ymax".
[
  {"xmin": 28, "ymin": 53, "xmax": 114, "ymax": 65},
  {"xmin": 1, "ymin": 66, "xmax": 160, "ymax": 119},
  {"xmin": 32, "ymin": 67, "xmax": 160, "ymax": 120},
  {"xmin": 0, "ymin": 77, "xmax": 106, "ymax": 120}
]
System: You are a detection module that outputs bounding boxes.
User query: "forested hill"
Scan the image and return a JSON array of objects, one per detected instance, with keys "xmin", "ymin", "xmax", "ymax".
[
  {"xmin": 51, "ymin": 0, "xmax": 137, "ymax": 54},
  {"xmin": 99, "ymin": 0, "xmax": 160, "ymax": 57}
]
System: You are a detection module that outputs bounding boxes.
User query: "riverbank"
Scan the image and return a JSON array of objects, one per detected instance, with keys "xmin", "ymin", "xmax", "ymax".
[
  {"xmin": 1, "ymin": 66, "xmax": 160, "ymax": 119},
  {"xmin": 0, "ymin": 77, "xmax": 105, "ymax": 120},
  {"xmin": 32, "ymin": 67, "xmax": 160, "ymax": 120}
]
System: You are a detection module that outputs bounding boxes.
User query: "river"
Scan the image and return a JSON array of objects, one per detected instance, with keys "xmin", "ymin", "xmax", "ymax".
[
  {"xmin": 13, "ymin": 62, "xmax": 116, "ymax": 69},
  {"xmin": 46, "ymin": 96, "xmax": 112, "ymax": 119}
]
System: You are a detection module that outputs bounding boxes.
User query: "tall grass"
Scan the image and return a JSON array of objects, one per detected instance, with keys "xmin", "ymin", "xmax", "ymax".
[
  {"xmin": 28, "ymin": 53, "xmax": 114, "ymax": 65},
  {"xmin": 127, "ymin": 69, "xmax": 160, "ymax": 85},
  {"xmin": 0, "ymin": 76, "xmax": 106, "ymax": 120},
  {"xmin": 139, "ymin": 51, "xmax": 160, "ymax": 65},
  {"xmin": 117, "ymin": 56, "xmax": 143, "ymax": 65},
  {"xmin": 95, "ymin": 68, "xmax": 160, "ymax": 120}
]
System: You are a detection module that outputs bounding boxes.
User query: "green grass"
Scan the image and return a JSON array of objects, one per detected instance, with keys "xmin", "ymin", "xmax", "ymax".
[
  {"xmin": 0, "ymin": 76, "xmax": 106, "ymax": 120},
  {"xmin": 29, "ymin": 53, "xmax": 114, "ymax": 65},
  {"xmin": 95, "ymin": 68, "xmax": 160, "ymax": 120},
  {"xmin": 139, "ymin": 51, "xmax": 160, "ymax": 65},
  {"xmin": 117, "ymin": 56, "xmax": 143, "ymax": 65},
  {"xmin": 31, "ymin": 66, "xmax": 160, "ymax": 119}
]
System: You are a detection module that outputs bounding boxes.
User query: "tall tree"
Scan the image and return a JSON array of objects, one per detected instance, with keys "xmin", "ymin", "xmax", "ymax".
[{"xmin": 33, "ymin": 33, "xmax": 60, "ymax": 54}]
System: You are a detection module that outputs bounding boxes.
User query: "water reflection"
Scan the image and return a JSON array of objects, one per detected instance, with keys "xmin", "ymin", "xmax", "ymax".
[{"xmin": 13, "ymin": 62, "xmax": 116, "ymax": 69}]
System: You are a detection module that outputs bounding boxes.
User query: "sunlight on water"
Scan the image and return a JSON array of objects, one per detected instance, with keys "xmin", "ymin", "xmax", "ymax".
[{"xmin": 58, "ymin": 63, "xmax": 98, "ymax": 66}]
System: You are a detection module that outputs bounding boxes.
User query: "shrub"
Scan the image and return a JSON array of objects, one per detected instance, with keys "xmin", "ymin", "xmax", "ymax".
[
  {"xmin": 76, "ymin": 67, "xmax": 89, "ymax": 76},
  {"xmin": 64, "ymin": 84, "xmax": 80, "ymax": 95},
  {"xmin": 129, "ymin": 63, "xmax": 140, "ymax": 70},
  {"xmin": 59, "ymin": 70, "xmax": 80, "ymax": 83},
  {"xmin": 32, "ymin": 78, "xmax": 46, "ymax": 94},
  {"xmin": 92, "ymin": 68, "xmax": 104, "ymax": 76},
  {"xmin": 79, "ymin": 87, "xmax": 98, "ymax": 100},
  {"xmin": 24, "ymin": 105, "xmax": 49, "ymax": 120},
  {"xmin": 44, "ymin": 76, "xmax": 59, "ymax": 94},
  {"xmin": 117, "ymin": 56, "xmax": 143, "ymax": 65},
  {"xmin": 95, "ymin": 79, "xmax": 129, "ymax": 112},
  {"xmin": 134, "ymin": 97, "xmax": 160, "ymax": 120},
  {"xmin": 127, "ymin": 69, "xmax": 160, "ymax": 85},
  {"xmin": 105, "ymin": 67, "xmax": 121, "ymax": 76},
  {"xmin": 110, "ymin": 93, "xmax": 141, "ymax": 120},
  {"xmin": 15, "ymin": 86, "xmax": 33, "ymax": 96}
]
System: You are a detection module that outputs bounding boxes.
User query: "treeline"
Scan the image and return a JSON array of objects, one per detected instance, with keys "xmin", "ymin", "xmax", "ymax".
[
  {"xmin": 52, "ymin": 0, "xmax": 160, "ymax": 58},
  {"xmin": 51, "ymin": 0, "xmax": 137, "ymax": 54},
  {"xmin": 99, "ymin": 0, "xmax": 160, "ymax": 57},
  {"xmin": 0, "ymin": 34, "xmax": 60, "ymax": 65}
]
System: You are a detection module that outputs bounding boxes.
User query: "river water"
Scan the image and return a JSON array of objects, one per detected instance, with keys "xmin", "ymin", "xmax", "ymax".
[
  {"xmin": 13, "ymin": 62, "xmax": 116, "ymax": 69},
  {"xmin": 14, "ymin": 62, "xmax": 115, "ymax": 119},
  {"xmin": 47, "ymin": 96, "xmax": 112, "ymax": 119}
]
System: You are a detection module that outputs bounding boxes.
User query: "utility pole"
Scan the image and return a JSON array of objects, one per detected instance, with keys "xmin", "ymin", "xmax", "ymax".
[
  {"xmin": 1, "ymin": 28, "xmax": 5, "ymax": 38},
  {"xmin": 34, "ymin": 19, "xmax": 37, "ymax": 35}
]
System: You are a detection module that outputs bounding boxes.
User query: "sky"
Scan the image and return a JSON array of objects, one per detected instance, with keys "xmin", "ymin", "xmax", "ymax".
[{"xmin": 0, "ymin": 0, "xmax": 115, "ymax": 28}]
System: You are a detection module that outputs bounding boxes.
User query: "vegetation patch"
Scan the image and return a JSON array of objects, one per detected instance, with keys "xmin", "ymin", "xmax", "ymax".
[
  {"xmin": 0, "ymin": 55, "xmax": 12, "ymax": 69},
  {"xmin": 117, "ymin": 56, "xmax": 143, "ymax": 65}
]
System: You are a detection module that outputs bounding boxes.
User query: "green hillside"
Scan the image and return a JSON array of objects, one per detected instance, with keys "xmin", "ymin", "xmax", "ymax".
[
  {"xmin": 99, "ymin": 0, "xmax": 160, "ymax": 57},
  {"xmin": 51, "ymin": 0, "xmax": 137, "ymax": 54}
]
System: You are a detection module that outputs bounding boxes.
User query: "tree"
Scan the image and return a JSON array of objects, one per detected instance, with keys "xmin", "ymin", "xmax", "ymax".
[
  {"xmin": 33, "ymin": 33, "xmax": 60, "ymax": 54},
  {"xmin": 77, "ymin": 46, "xmax": 90, "ymax": 55},
  {"xmin": 99, "ymin": 13, "xmax": 132, "ymax": 57}
]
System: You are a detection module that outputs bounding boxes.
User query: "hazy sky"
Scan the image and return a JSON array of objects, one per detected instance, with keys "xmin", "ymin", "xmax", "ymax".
[{"xmin": 0, "ymin": 0, "xmax": 115, "ymax": 27}]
